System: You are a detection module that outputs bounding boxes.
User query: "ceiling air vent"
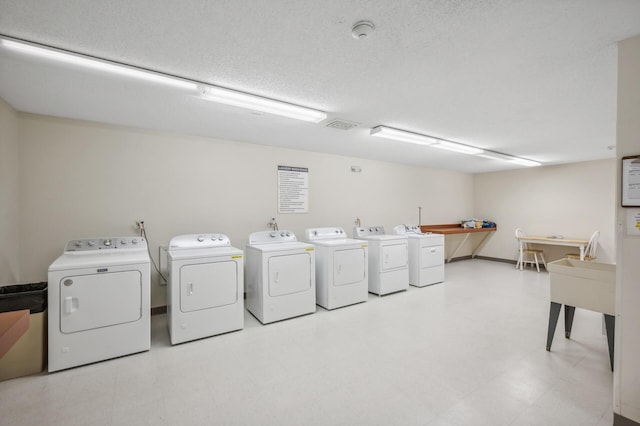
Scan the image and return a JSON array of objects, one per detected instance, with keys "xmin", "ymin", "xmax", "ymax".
[{"xmin": 325, "ymin": 119, "xmax": 359, "ymax": 131}]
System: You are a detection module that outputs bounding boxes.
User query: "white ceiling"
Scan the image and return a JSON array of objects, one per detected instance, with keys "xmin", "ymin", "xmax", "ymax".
[{"xmin": 1, "ymin": 1, "xmax": 640, "ymax": 173}]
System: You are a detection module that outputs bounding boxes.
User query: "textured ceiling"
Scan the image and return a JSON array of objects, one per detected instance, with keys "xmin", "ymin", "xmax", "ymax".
[{"xmin": 1, "ymin": 1, "xmax": 640, "ymax": 173}]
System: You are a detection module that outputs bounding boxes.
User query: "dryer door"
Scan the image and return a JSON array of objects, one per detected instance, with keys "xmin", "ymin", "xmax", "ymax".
[
  {"xmin": 60, "ymin": 270, "xmax": 142, "ymax": 334},
  {"xmin": 420, "ymin": 245, "xmax": 444, "ymax": 267},
  {"xmin": 268, "ymin": 253, "xmax": 312, "ymax": 296},
  {"xmin": 180, "ymin": 261, "xmax": 238, "ymax": 313},
  {"xmin": 333, "ymin": 248, "xmax": 366, "ymax": 286},
  {"xmin": 381, "ymin": 243, "xmax": 408, "ymax": 271}
]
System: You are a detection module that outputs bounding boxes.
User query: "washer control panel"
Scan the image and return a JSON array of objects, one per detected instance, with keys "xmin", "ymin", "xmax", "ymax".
[
  {"xmin": 65, "ymin": 237, "xmax": 147, "ymax": 252},
  {"xmin": 169, "ymin": 234, "xmax": 231, "ymax": 249},
  {"xmin": 249, "ymin": 230, "xmax": 297, "ymax": 244},
  {"xmin": 305, "ymin": 227, "xmax": 347, "ymax": 241},
  {"xmin": 393, "ymin": 224, "xmax": 429, "ymax": 235},
  {"xmin": 353, "ymin": 226, "xmax": 386, "ymax": 237}
]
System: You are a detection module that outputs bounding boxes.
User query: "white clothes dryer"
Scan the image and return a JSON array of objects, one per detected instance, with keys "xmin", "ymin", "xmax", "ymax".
[
  {"xmin": 393, "ymin": 225, "xmax": 445, "ymax": 287},
  {"xmin": 167, "ymin": 234, "xmax": 243, "ymax": 345},
  {"xmin": 305, "ymin": 227, "xmax": 368, "ymax": 310},
  {"xmin": 245, "ymin": 230, "xmax": 316, "ymax": 324},
  {"xmin": 48, "ymin": 237, "xmax": 150, "ymax": 372},
  {"xmin": 353, "ymin": 226, "xmax": 409, "ymax": 296}
]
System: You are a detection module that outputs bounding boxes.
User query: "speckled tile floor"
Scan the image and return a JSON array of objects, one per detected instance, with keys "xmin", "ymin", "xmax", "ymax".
[{"xmin": 0, "ymin": 260, "xmax": 613, "ymax": 425}]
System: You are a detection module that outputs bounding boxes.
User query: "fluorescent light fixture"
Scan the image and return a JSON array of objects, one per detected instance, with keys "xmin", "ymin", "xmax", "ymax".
[
  {"xmin": 201, "ymin": 86, "xmax": 327, "ymax": 123},
  {"xmin": 508, "ymin": 157, "xmax": 541, "ymax": 167},
  {"xmin": 431, "ymin": 140, "xmax": 484, "ymax": 155},
  {"xmin": 0, "ymin": 37, "xmax": 198, "ymax": 91},
  {"xmin": 370, "ymin": 124, "xmax": 543, "ymax": 165},
  {"xmin": 370, "ymin": 126, "xmax": 438, "ymax": 146},
  {"xmin": 479, "ymin": 151, "xmax": 541, "ymax": 167}
]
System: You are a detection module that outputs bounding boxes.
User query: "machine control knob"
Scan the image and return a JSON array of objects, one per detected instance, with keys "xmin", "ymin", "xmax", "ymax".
[
  {"xmin": 120, "ymin": 240, "xmax": 127, "ymax": 245},
  {"xmin": 280, "ymin": 232, "xmax": 286, "ymax": 237},
  {"xmin": 75, "ymin": 240, "xmax": 82, "ymax": 247},
  {"xmin": 285, "ymin": 232, "xmax": 291, "ymax": 237},
  {"xmin": 197, "ymin": 236, "xmax": 205, "ymax": 242},
  {"xmin": 132, "ymin": 239, "xmax": 138, "ymax": 244},
  {"xmin": 88, "ymin": 240, "xmax": 96, "ymax": 247},
  {"xmin": 218, "ymin": 237, "xmax": 223, "ymax": 241},
  {"xmin": 270, "ymin": 232, "xmax": 277, "ymax": 238},
  {"xmin": 103, "ymin": 239, "xmax": 112, "ymax": 246}
]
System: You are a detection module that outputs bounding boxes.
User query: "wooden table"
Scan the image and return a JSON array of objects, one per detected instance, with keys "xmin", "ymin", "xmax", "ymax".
[
  {"xmin": 517, "ymin": 236, "xmax": 589, "ymax": 269},
  {"xmin": 420, "ymin": 224, "xmax": 497, "ymax": 263}
]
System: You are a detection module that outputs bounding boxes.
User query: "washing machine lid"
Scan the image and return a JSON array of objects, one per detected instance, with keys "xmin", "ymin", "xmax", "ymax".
[
  {"xmin": 49, "ymin": 250, "xmax": 150, "ymax": 271},
  {"xmin": 413, "ymin": 233, "xmax": 443, "ymax": 241},
  {"xmin": 247, "ymin": 241, "xmax": 314, "ymax": 252},
  {"xmin": 168, "ymin": 245, "xmax": 243, "ymax": 260},
  {"xmin": 355, "ymin": 234, "xmax": 407, "ymax": 242},
  {"xmin": 308, "ymin": 238, "xmax": 367, "ymax": 248}
]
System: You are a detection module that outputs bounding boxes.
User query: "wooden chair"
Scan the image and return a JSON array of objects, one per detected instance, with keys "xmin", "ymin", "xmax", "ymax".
[
  {"xmin": 566, "ymin": 230, "xmax": 599, "ymax": 261},
  {"xmin": 515, "ymin": 228, "xmax": 547, "ymax": 272}
]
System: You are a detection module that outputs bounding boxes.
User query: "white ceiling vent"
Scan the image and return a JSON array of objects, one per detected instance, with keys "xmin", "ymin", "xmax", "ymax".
[{"xmin": 325, "ymin": 119, "xmax": 359, "ymax": 130}]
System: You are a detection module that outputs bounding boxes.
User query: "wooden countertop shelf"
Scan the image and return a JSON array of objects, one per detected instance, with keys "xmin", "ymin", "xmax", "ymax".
[
  {"xmin": 419, "ymin": 224, "xmax": 497, "ymax": 262},
  {"xmin": 420, "ymin": 224, "xmax": 497, "ymax": 235}
]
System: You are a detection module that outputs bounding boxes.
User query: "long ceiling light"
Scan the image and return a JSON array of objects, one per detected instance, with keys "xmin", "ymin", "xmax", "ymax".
[
  {"xmin": 0, "ymin": 36, "xmax": 328, "ymax": 123},
  {"xmin": 0, "ymin": 36, "xmax": 198, "ymax": 91},
  {"xmin": 201, "ymin": 86, "xmax": 327, "ymax": 123},
  {"xmin": 431, "ymin": 140, "xmax": 484, "ymax": 155},
  {"xmin": 478, "ymin": 151, "xmax": 541, "ymax": 167},
  {"xmin": 370, "ymin": 126, "xmax": 438, "ymax": 145},
  {"xmin": 370, "ymin": 125, "xmax": 541, "ymax": 166}
]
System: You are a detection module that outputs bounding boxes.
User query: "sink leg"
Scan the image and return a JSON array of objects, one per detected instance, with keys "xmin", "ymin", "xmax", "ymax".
[
  {"xmin": 547, "ymin": 302, "xmax": 562, "ymax": 351},
  {"xmin": 564, "ymin": 305, "xmax": 575, "ymax": 338},
  {"xmin": 604, "ymin": 314, "xmax": 615, "ymax": 371}
]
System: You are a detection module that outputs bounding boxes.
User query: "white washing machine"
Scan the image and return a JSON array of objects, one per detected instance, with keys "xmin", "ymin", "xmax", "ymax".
[
  {"xmin": 353, "ymin": 226, "xmax": 409, "ymax": 296},
  {"xmin": 393, "ymin": 225, "xmax": 445, "ymax": 287},
  {"xmin": 167, "ymin": 234, "xmax": 244, "ymax": 345},
  {"xmin": 245, "ymin": 230, "xmax": 316, "ymax": 324},
  {"xmin": 48, "ymin": 237, "xmax": 150, "ymax": 372},
  {"xmin": 305, "ymin": 227, "xmax": 368, "ymax": 310}
]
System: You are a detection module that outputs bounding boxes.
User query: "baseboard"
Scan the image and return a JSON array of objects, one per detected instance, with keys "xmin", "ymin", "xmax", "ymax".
[
  {"xmin": 448, "ymin": 255, "xmax": 472, "ymax": 262},
  {"xmin": 615, "ymin": 413, "xmax": 640, "ymax": 426},
  {"xmin": 473, "ymin": 255, "xmax": 518, "ymax": 265}
]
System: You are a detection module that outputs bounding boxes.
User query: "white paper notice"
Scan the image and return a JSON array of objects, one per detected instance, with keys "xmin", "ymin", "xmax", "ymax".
[
  {"xmin": 622, "ymin": 157, "xmax": 640, "ymax": 206},
  {"xmin": 278, "ymin": 166, "xmax": 309, "ymax": 213},
  {"xmin": 627, "ymin": 209, "xmax": 640, "ymax": 236}
]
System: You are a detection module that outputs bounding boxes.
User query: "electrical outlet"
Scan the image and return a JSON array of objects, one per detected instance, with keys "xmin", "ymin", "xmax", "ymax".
[{"xmin": 135, "ymin": 219, "xmax": 144, "ymax": 231}]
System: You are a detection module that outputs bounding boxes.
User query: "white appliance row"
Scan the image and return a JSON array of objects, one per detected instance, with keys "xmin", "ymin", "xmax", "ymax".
[{"xmin": 47, "ymin": 225, "xmax": 444, "ymax": 372}]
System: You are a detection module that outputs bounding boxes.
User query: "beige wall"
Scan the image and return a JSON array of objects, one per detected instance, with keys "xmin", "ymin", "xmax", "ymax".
[
  {"xmin": 0, "ymin": 97, "xmax": 20, "ymax": 284},
  {"xmin": 615, "ymin": 34, "xmax": 640, "ymax": 423},
  {"xmin": 474, "ymin": 160, "xmax": 616, "ymax": 264},
  {"xmin": 16, "ymin": 113, "xmax": 474, "ymax": 307}
]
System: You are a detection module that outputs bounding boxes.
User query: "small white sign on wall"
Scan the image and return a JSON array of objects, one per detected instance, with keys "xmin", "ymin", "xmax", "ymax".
[
  {"xmin": 278, "ymin": 165, "xmax": 309, "ymax": 214},
  {"xmin": 627, "ymin": 208, "xmax": 640, "ymax": 237}
]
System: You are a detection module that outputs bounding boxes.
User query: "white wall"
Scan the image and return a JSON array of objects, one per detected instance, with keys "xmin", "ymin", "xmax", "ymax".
[
  {"xmin": 614, "ymin": 34, "xmax": 640, "ymax": 424},
  {"xmin": 16, "ymin": 113, "xmax": 474, "ymax": 307},
  {"xmin": 0, "ymin": 97, "xmax": 20, "ymax": 284},
  {"xmin": 474, "ymin": 160, "xmax": 616, "ymax": 264}
]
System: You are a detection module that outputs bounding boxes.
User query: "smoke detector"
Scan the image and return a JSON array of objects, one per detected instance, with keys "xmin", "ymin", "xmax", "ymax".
[{"xmin": 352, "ymin": 21, "xmax": 375, "ymax": 40}]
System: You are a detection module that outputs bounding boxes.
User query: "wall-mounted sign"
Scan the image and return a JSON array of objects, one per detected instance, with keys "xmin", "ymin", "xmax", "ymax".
[
  {"xmin": 278, "ymin": 165, "xmax": 308, "ymax": 213},
  {"xmin": 622, "ymin": 155, "xmax": 640, "ymax": 207},
  {"xmin": 627, "ymin": 209, "xmax": 640, "ymax": 237}
]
